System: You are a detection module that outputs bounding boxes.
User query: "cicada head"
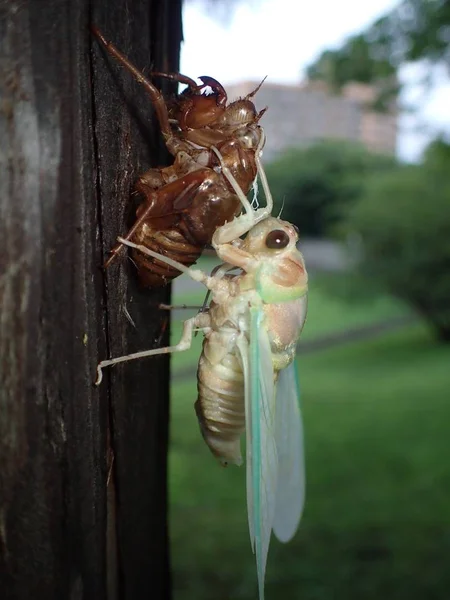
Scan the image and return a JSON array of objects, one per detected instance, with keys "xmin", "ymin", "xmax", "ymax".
[
  {"xmin": 175, "ymin": 76, "xmax": 228, "ymax": 129},
  {"xmin": 241, "ymin": 217, "xmax": 308, "ymax": 303}
]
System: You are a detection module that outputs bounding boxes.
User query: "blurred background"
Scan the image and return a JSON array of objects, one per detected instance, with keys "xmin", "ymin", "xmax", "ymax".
[{"xmin": 169, "ymin": 1, "xmax": 450, "ymax": 598}]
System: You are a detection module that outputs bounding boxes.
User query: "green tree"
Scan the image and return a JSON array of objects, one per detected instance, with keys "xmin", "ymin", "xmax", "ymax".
[
  {"xmin": 347, "ymin": 140, "xmax": 450, "ymax": 342},
  {"xmin": 264, "ymin": 141, "xmax": 396, "ymax": 236},
  {"xmin": 307, "ymin": 34, "xmax": 397, "ymax": 86},
  {"xmin": 307, "ymin": 0, "xmax": 450, "ymax": 107}
]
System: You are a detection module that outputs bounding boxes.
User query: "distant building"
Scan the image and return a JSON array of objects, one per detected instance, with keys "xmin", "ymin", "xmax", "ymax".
[{"xmin": 226, "ymin": 80, "xmax": 398, "ymax": 163}]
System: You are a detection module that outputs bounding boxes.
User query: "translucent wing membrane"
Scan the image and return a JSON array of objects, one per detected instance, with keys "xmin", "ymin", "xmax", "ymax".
[
  {"xmin": 240, "ymin": 308, "xmax": 305, "ymax": 600},
  {"xmin": 237, "ymin": 336, "xmax": 254, "ymax": 549},
  {"xmin": 248, "ymin": 307, "xmax": 278, "ymax": 600},
  {"xmin": 273, "ymin": 361, "xmax": 305, "ymax": 542}
]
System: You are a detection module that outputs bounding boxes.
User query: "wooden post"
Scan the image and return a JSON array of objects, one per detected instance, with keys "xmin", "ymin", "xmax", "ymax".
[{"xmin": 0, "ymin": 1, "xmax": 182, "ymax": 598}]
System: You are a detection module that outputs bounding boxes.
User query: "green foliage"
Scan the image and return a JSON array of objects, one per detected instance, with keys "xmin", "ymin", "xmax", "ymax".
[
  {"xmin": 306, "ymin": 30, "xmax": 399, "ymax": 112},
  {"xmin": 264, "ymin": 141, "xmax": 396, "ymax": 237},
  {"xmin": 423, "ymin": 135, "xmax": 450, "ymax": 167},
  {"xmin": 307, "ymin": 0, "xmax": 450, "ymax": 105},
  {"xmin": 347, "ymin": 140, "xmax": 450, "ymax": 341},
  {"xmin": 373, "ymin": 0, "xmax": 450, "ymax": 65},
  {"xmin": 307, "ymin": 34, "xmax": 396, "ymax": 90}
]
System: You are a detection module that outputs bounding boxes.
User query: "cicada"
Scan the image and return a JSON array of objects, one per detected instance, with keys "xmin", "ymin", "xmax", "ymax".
[
  {"xmin": 95, "ymin": 149, "xmax": 308, "ymax": 599},
  {"xmin": 91, "ymin": 26, "xmax": 266, "ymax": 287}
]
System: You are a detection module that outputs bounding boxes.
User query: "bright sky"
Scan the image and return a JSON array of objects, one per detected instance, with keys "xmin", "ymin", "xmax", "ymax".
[{"xmin": 181, "ymin": 0, "xmax": 450, "ymax": 161}]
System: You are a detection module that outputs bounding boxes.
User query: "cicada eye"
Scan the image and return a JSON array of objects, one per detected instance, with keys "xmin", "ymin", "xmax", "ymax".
[{"xmin": 265, "ymin": 229, "xmax": 290, "ymax": 250}]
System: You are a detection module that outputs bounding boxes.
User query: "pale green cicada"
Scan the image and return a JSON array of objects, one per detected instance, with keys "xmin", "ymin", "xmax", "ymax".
[{"xmin": 96, "ymin": 146, "xmax": 308, "ymax": 600}]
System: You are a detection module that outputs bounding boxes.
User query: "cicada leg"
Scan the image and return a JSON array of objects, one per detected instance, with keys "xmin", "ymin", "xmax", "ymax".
[
  {"xmin": 210, "ymin": 131, "xmax": 273, "ymax": 246},
  {"xmin": 191, "ymin": 262, "xmax": 241, "ymax": 337},
  {"xmin": 103, "ymin": 192, "xmax": 156, "ymax": 268},
  {"xmin": 159, "ymin": 303, "xmax": 204, "ymax": 311},
  {"xmin": 112, "ymin": 238, "xmax": 239, "ymax": 306},
  {"xmin": 199, "ymin": 262, "xmax": 239, "ymax": 314},
  {"xmin": 115, "ymin": 237, "xmax": 212, "ymax": 286},
  {"xmin": 150, "ymin": 71, "xmax": 201, "ymax": 90},
  {"xmin": 91, "ymin": 26, "xmax": 190, "ymax": 156},
  {"xmin": 253, "ymin": 131, "xmax": 274, "ymax": 215},
  {"xmin": 95, "ymin": 313, "xmax": 208, "ymax": 385},
  {"xmin": 104, "ymin": 168, "xmax": 208, "ymax": 268},
  {"xmin": 158, "ymin": 303, "xmax": 208, "ymax": 341},
  {"xmin": 195, "ymin": 76, "xmax": 227, "ymax": 104},
  {"xmin": 152, "ymin": 73, "xmax": 228, "ymax": 105}
]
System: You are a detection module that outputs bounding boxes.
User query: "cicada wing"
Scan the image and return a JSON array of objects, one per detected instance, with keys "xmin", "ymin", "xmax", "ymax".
[
  {"xmin": 273, "ymin": 360, "xmax": 305, "ymax": 543},
  {"xmin": 236, "ymin": 335, "xmax": 254, "ymax": 550},
  {"xmin": 248, "ymin": 306, "xmax": 278, "ymax": 600}
]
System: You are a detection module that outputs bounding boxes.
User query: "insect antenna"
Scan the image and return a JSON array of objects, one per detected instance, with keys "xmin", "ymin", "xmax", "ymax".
[{"xmin": 277, "ymin": 196, "xmax": 286, "ymax": 219}]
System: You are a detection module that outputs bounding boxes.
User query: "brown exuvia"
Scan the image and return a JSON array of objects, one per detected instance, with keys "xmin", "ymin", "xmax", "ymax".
[{"xmin": 91, "ymin": 26, "xmax": 267, "ymax": 287}]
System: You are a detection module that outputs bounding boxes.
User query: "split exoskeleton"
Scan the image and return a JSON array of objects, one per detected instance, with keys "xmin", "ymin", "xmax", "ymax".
[
  {"xmin": 92, "ymin": 26, "xmax": 267, "ymax": 287},
  {"xmin": 96, "ymin": 139, "xmax": 309, "ymax": 600}
]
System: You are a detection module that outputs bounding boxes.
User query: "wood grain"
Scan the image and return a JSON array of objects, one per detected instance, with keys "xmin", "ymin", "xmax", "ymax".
[{"xmin": 0, "ymin": 1, "xmax": 181, "ymax": 598}]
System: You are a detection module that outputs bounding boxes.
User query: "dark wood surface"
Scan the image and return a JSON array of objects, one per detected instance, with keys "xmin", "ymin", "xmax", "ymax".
[{"xmin": 0, "ymin": 1, "xmax": 182, "ymax": 598}]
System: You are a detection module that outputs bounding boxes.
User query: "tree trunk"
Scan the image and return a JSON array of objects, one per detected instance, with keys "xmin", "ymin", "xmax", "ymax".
[{"xmin": 0, "ymin": 1, "xmax": 182, "ymax": 598}]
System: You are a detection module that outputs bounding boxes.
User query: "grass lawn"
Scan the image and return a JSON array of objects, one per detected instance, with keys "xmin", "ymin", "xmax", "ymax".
[{"xmin": 169, "ymin": 324, "xmax": 450, "ymax": 600}]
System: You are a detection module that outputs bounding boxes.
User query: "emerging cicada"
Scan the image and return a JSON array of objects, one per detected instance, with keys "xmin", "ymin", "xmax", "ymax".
[
  {"xmin": 91, "ymin": 26, "xmax": 266, "ymax": 287},
  {"xmin": 96, "ymin": 148, "xmax": 308, "ymax": 600}
]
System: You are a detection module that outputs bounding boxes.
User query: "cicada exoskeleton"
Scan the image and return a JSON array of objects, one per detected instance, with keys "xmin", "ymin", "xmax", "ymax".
[{"xmin": 91, "ymin": 26, "xmax": 267, "ymax": 287}]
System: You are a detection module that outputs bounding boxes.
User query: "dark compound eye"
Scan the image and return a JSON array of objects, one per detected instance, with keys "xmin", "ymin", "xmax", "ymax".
[{"xmin": 265, "ymin": 229, "xmax": 290, "ymax": 249}]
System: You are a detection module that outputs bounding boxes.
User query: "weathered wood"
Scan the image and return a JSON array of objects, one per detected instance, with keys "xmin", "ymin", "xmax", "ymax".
[{"xmin": 0, "ymin": 1, "xmax": 182, "ymax": 598}]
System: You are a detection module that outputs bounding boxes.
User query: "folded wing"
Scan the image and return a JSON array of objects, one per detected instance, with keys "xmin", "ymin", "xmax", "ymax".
[{"xmin": 273, "ymin": 360, "xmax": 305, "ymax": 542}]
